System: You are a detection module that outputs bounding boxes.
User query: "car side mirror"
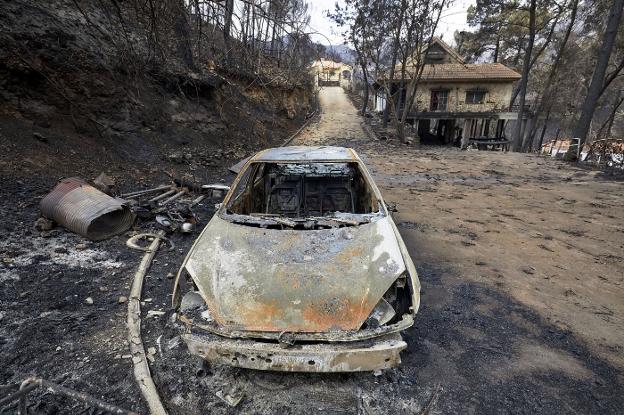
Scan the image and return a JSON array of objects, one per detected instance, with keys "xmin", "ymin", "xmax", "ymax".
[{"xmin": 202, "ymin": 184, "xmax": 230, "ymax": 200}]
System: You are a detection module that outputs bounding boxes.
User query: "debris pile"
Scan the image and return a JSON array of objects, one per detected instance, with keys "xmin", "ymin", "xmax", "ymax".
[
  {"xmin": 122, "ymin": 181, "xmax": 229, "ymax": 234},
  {"xmin": 581, "ymin": 138, "xmax": 624, "ymax": 168},
  {"xmin": 540, "ymin": 138, "xmax": 579, "ymax": 160},
  {"xmin": 38, "ymin": 176, "xmax": 229, "ymax": 240}
]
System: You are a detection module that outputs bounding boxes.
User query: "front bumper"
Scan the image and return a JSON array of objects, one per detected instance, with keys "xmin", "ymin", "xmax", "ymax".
[{"xmin": 183, "ymin": 331, "xmax": 407, "ymax": 372}]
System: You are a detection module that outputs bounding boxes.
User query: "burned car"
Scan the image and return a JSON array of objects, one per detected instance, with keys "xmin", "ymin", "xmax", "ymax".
[{"xmin": 172, "ymin": 146, "xmax": 420, "ymax": 372}]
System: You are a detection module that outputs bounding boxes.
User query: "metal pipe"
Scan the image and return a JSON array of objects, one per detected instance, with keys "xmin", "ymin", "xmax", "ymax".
[
  {"xmin": 189, "ymin": 195, "xmax": 206, "ymax": 207},
  {"xmin": 39, "ymin": 379, "xmax": 138, "ymax": 415},
  {"xmin": 127, "ymin": 232, "xmax": 169, "ymax": 415},
  {"xmin": 121, "ymin": 185, "xmax": 173, "ymax": 198},
  {"xmin": 148, "ymin": 189, "xmax": 177, "ymax": 203},
  {"xmin": 160, "ymin": 190, "xmax": 186, "ymax": 206},
  {"xmin": 39, "ymin": 177, "xmax": 135, "ymax": 241}
]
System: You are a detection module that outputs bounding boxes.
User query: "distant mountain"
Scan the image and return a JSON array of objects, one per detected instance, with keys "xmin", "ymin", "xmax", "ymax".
[{"xmin": 321, "ymin": 44, "xmax": 356, "ymax": 64}]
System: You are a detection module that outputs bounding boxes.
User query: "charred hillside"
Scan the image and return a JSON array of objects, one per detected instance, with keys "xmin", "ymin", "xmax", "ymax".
[{"xmin": 0, "ymin": 0, "xmax": 315, "ymax": 183}]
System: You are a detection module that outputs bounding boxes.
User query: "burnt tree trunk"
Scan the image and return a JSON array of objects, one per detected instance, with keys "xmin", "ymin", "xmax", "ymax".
[
  {"xmin": 522, "ymin": 109, "xmax": 539, "ymax": 152},
  {"xmin": 382, "ymin": 3, "xmax": 406, "ymax": 129},
  {"xmin": 174, "ymin": 1, "xmax": 195, "ymax": 70},
  {"xmin": 493, "ymin": 34, "xmax": 500, "ymax": 63},
  {"xmin": 353, "ymin": 40, "xmax": 369, "ymax": 114},
  {"xmin": 521, "ymin": 0, "xmax": 578, "ymax": 152},
  {"xmin": 223, "ymin": 0, "xmax": 234, "ymax": 62},
  {"xmin": 361, "ymin": 79, "xmax": 370, "ymax": 114},
  {"xmin": 605, "ymin": 97, "xmax": 623, "ymax": 139},
  {"xmin": 193, "ymin": 0, "xmax": 203, "ymax": 61},
  {"xmin": 536, "ymin": 108, "xmax": 551, "ymax": 151},
  {"xmin": 573, "ymin": 0, "xmax": 624, "ymax": 146},
  {"xmin": 512, "ymin": 0, "xmax": 536, "ymax": 151},
  {"xmin": 596, "ymin": 92, "xmax": 624, "ymax": 139}
]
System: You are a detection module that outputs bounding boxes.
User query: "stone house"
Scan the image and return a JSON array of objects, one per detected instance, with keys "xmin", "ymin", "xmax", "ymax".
[
  {"xmin": 311, "ymin": 59, "xmax": 352, "ymax": 88},
  {"xmin": 374, "ymin": 38, "xmax": 521, "ymax": 146}
]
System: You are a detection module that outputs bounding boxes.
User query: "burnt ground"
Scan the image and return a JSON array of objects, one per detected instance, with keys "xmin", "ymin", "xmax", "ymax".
[{"xmin": 1, "ymin": 86, "xmax": 623, "ymax": 414}]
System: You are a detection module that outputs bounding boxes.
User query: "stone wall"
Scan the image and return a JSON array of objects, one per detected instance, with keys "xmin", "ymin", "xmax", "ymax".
[{"xmin": 409, "ymin": 81, "xmax": 514, "ymax": 113}]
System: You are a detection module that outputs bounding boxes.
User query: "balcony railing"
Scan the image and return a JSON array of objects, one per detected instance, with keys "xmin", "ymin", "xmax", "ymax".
[{"xmin": 510, "ymin": 103, "xmax": 531, "ymax": 112}]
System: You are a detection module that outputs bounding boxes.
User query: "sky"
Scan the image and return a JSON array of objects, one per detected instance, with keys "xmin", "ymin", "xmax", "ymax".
[{"xmin": 307, "ymin": 0, "xmax": 476, "ymax": 47}]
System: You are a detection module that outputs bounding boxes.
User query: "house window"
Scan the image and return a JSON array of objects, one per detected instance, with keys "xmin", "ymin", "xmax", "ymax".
[
  {"xmin": 430, "ymin": 90, "xmax": 448, "ymax": 111},
  {"xmin": 466, "ymin": 90, "xmax": 486, "ymax": 104}
]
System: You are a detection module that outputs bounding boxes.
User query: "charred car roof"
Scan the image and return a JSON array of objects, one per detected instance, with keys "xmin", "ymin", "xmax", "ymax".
[{"xmin": 252, "ymin": 146, "xmax": 358, "ymax": 162}]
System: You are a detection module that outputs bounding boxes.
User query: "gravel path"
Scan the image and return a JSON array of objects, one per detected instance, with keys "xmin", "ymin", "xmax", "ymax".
[{"xmin": 295, "ymin": 86, "xmax": 367, "ymax": 144}]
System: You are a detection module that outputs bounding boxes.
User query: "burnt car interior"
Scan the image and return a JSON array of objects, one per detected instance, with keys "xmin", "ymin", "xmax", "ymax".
[{"xmin": 226, "ymin": 162, "xmax": 380, "ymax": 218}]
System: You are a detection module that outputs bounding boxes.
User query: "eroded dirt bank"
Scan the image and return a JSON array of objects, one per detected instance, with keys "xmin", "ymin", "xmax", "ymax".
[
  {"xmin": 0, "ymin": 87, "xmax": 623, "ymax": 414},
  {"xmin": 0, "ymin": 0, "xmax": 314, "ymax": 185}
]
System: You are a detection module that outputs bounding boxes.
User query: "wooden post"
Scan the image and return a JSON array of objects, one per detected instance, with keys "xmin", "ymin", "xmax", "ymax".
[
  {"xmin": 495, "ymin": 119, "xmax": 503, "ymax": 138},
  {"xmin": 447, "ymin": 119, "xmax": 456, "ymax": 144},
  {"xmin": 462, "ymin": 119, "xmax": 471, "ymax": 149},
  {"xmin": 413, "ymin": 119, "xmax": 421, "ymax": 145}
]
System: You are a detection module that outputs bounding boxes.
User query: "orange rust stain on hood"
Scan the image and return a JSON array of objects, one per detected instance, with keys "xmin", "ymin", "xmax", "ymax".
[
  {"xmin": 184, "ymin": 215, "xmax": 406, "ymax": 333},
  {"xmin": 301, "ymin": 297, "xmax": 375, "ymax": 332}
]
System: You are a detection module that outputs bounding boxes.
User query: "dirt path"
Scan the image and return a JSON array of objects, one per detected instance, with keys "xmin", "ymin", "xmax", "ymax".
[{"xmin": 295, "ymin": 86, "xmax": 367, "ymax": 144}]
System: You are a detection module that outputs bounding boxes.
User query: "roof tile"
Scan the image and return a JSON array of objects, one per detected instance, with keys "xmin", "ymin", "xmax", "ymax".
[{"xmin": 396, "ymin": 63, "xmax": 521, "ymax": 81}]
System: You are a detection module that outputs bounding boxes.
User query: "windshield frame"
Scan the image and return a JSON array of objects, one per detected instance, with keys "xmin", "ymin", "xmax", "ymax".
[{"xmin": 218, "ymin": 157, "xmax": 388, "ymax": 223}]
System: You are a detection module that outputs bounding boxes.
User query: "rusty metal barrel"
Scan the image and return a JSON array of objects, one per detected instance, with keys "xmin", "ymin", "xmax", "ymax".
[{"xmin": 40, "ymin": 177, "xmax": 136, "ymax": 241}]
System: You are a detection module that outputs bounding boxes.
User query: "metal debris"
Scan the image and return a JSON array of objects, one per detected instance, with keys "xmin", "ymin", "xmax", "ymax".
[
  {"xmin": 540, "ymin": 138, "xmax": 579, "ymax": 160},
  {"xmin": 121, "ymin": 185, "xmax": 172, "ymax": 198},
  {"xmin": 121, "ymin": 180, "xmax": 228, "ymax": 234},
  {"xmin": 93, "ymin": 172, "xmax": 116, "ymax": 195},
  {"xmin": 40, "ymin": 177, "xmax": 135, "ymax": 241},
  {"xmin": 156, "ymin": 214, "xmax": 174, "ymax": 229},
  {"xmin": 0, "ymin": 377, "xmax": 138, "ymax": 415},
  {"xmin": 148, "ymin": 188, "xmax": 177, "ymax": 204},
  {"xmin": 184, "ymin": 332, "xmax": 406, "ymax": 372},
  {"xmin": 33, "ymin": 216, "xmax": 55, "ymax": 232},
  {"xmin": 167, "ymin": 336, "xmax": 182, "ymax": 351},
  {"xmin": 229, "ymin": 156, "xmax": 252, "ymax": 174},
  {"xmin": 468, "ymin": 137, "xmax": 511, "ymax": 151},
  {"xmin": 581, "ymin": 138, "xmax": 624, "ymax": 168},
  {"xmin": 180, "ymin": 222, "xmax": 195, "ymax": 233},
  {"xmin": 419, "ymin": 384, "xmax": 443, "ymax": 415},
  {"xmin": 215, "ymin": 389, "xmax": 244, "ymax": 407},
  {"xmin": 126, "ymin": 233, "xmax": 175, "ymax": 252}
]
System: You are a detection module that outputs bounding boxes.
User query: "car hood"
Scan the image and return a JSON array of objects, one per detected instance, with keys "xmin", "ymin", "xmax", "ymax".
[{"xmin": 182, "ymin": 214, "xmax": 406, "ymax": 332}]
